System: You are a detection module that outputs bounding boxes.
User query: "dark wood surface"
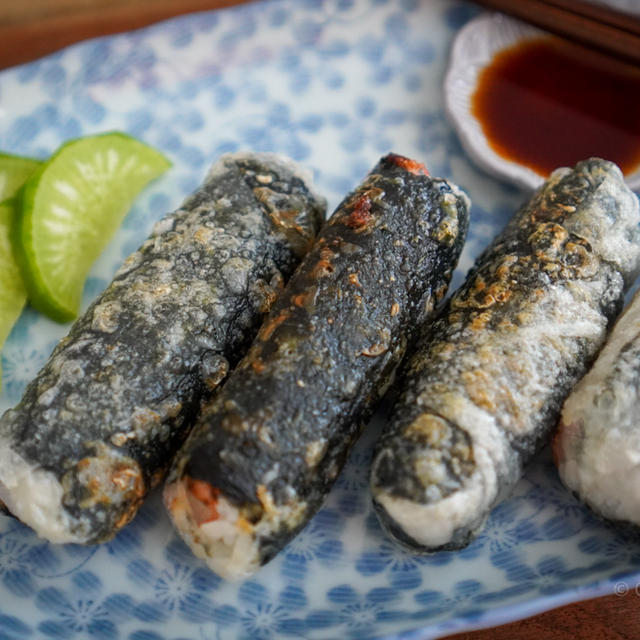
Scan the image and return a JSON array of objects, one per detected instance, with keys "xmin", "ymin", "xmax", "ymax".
[
  {"xmin": 444, "ymin": 593, "xmax": 640, "ymax": 639},
  {"xmin": 2, "ymin": 1, "xmax": 639, "ymax": 638},
  {"xmin": 0, "ymin": 0, "xmax": 252, "ymax": 69}
]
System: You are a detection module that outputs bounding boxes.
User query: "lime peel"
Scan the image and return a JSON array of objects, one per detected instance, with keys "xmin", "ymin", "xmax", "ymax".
[
  {"xmin": 0, "ymin": 153, "xmax": 42, "ymax": 202},
  {"xmin": 0, "ymin": 198, "xmax": 28, "ymax": 390}
]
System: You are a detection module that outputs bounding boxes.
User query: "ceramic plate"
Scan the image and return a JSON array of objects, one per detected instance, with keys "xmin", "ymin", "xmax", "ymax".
[
  {"xmin": 1, "ymin": 1, "xmax": 640, "ymax": 639},
  {"xmin": 444, "ymin": 12, "xmax": 640, "ymax": 192}
]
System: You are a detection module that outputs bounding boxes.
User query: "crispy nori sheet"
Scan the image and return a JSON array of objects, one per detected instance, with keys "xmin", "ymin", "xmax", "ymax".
[
  {"xmin": 0, "ymin": 152, "xmax": 325, "ymax": 543},
  {"xmin": 371, "ymin": 158, "xmax": 640, "ymax": 552},
  {"xmin": 167, "ymin": 153, "xmax": 471, "ymax": 569}
]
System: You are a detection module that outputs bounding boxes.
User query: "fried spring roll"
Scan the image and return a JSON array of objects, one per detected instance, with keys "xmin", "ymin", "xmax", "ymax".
[
  {"xmin": 555, "ymin": 288, "xmax": 640, "ymax": 530},
  {"xmin": 164, "ymin": 153, "xmax": 471, "ymax": 579},
  {"xmin": 0, "ymin": 152, "xmax": 325, "ymax": 544},
  {"xmin": 370, "ymin": 158, "xmax": 640, "ymax": 552}
]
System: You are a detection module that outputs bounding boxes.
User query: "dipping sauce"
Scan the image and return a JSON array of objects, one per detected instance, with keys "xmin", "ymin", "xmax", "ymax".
[{"xmin": 472, "ymin": 36, "xmax": 640, "ymax": 178}]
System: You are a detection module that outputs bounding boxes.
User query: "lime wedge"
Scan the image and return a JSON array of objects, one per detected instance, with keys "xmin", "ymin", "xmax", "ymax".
[
  {"xmin": 0, "ymin": 153, "xmax": 42, "ymax": 201},
  {"xmin": 0, "ymin": 198, "xmax": 28, "ymax": 389},
  {"xmin": 13, "ymin": 132, "xmax": 171, "ymax": 322}
]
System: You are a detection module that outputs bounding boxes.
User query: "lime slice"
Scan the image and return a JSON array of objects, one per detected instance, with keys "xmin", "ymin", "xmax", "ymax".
[
  {"xmin": 0, "ymin": 153, "xmax": 42, "ymax": 201},
  {"xmin": 13, "ymin": 132, "xmax": 171, "ymax": 322},
  {"xmin": 0, "ymin": 198, "xmax": 28, "ymax": 389}
]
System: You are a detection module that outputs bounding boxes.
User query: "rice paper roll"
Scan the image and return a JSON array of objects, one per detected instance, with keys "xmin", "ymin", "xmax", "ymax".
[
  {"xmin": 164, "ymin": 153, "xmax": 471, "ymax": 580},
  {"xmin": 555, "ymin": 287, "xmax": 640, "ymax": 530},
  {"xmin": 370, "ymin": 158, "xmax": 640, "ymax": 552},
  {"xmin": 0, "ymin": 152, "xmax": 325, "ymax": 545}
]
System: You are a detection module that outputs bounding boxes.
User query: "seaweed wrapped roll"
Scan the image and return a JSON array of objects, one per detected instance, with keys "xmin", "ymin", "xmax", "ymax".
[
  {"xmin": 0, "ymin": 152, "xmax": 325, "ymax": 544},
  {"xmin": 164, "ymin": 153, "xmax": 471, "ymax": 579},
  {"xmin": 555, "ymin": 287, "xmax": 640, "ymax": 530},
  {"xmin": 371, "ymin": 158, "xmax": 640, "ymax": 552}
]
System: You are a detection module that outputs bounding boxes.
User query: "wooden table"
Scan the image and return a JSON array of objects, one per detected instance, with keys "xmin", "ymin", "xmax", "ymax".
[
  {"xmin": 446, "ymin": 593, "xmax": 640, "ymax": 639},
  {"xmin": 1, "ymin": 1, "xmax": 639, "ymax": 638}
]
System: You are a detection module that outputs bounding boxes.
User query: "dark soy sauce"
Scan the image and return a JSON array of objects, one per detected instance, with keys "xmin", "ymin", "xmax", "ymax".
[{"xmin": 472, "ymin": 36, "xmax": 640, "ymax": 178}]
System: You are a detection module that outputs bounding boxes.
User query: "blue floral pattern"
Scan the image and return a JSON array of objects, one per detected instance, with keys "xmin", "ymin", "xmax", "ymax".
[{"xmin": 1, "ymin": 0, "xmax": 639, "ymax": 638}]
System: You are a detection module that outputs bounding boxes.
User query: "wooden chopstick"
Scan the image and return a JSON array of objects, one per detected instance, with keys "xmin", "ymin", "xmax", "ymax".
[
  {"xmin": 541, "ymin": 0, "xmax": 640, "ymax": 37},
  {"xmin": 472, "ymin": 0, "xmax": 640, "ymax": 67}
]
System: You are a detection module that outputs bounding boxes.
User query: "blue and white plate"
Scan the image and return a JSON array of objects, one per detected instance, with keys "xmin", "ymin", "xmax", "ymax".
[{"xmin": 1, "ymin": 1, "xmax": 639, "ymax": 639}]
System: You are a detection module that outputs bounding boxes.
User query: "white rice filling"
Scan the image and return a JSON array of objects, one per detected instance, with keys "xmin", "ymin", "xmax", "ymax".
[
  {"xmin": 164, "ymin": 478, "xmax": 262, "ymax": 581},
  {"xmin": 0, "ymin": 434, "xmax": 86, "ymax": 544},
  {"xmin": 373, "ymin": 400, "xmax": 513, "ymax": 548}
]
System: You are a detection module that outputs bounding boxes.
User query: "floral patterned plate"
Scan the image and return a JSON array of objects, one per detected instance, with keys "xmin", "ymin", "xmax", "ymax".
[{"xmin": 1, "ymin": 1, "xmax": 639, "ymax": 639}]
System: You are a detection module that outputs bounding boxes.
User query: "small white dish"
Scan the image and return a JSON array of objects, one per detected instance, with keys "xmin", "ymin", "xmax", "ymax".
[{"xmin": 444, "ymin": 12, "xmax": 640, "ymax": 192}]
